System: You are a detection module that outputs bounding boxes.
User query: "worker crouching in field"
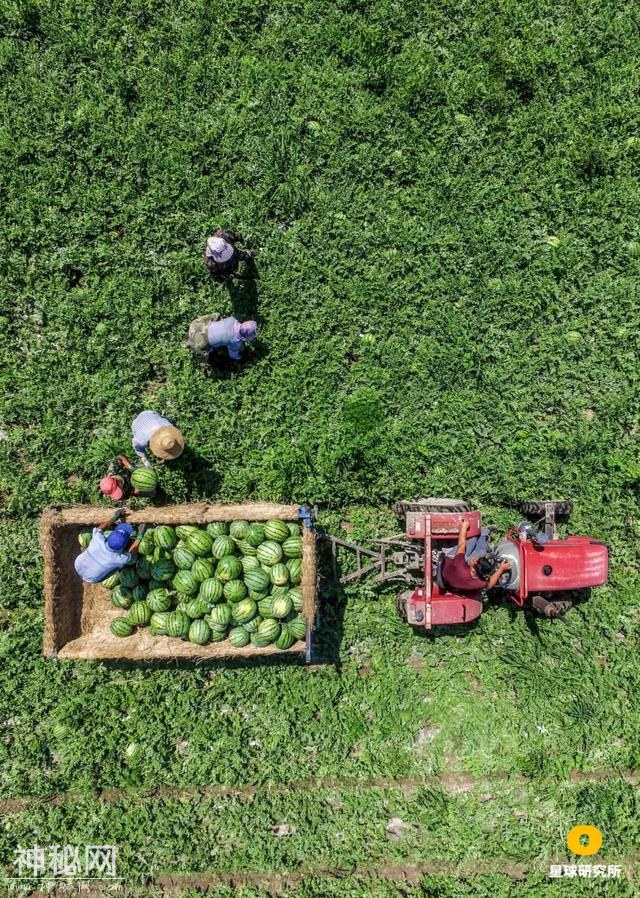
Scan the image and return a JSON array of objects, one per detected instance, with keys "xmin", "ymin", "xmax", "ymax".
[
  {"xmin": 442, "ymin": 519, "xmax": 511, "ymax": 593},
  {"xmin": 74, "ymin": 510, "xmax": 146, "ymax": 584},
  {"xmin": 99, "ymin": 455, "xmax": 158, "ymax": 501},
  {"xmin": 204, "ymin": 230, "xmax": 252, "ymax": 284},
  {"xmin": 187, "ymin": 314, "xmax": 257, "ymax": 364},
  {"xmin": 131, "ymin": 411, "xmax": 184, "ymax": 464}
]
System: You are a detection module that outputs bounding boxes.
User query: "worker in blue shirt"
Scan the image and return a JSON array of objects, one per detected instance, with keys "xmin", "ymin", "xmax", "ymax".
[
  {"xmin": 187, "ymin": 314, "xmax": 257, "ymax": 362},
  {"xmin": 74, "ymin": 510, "xmax": 147, "ymax": 584}
]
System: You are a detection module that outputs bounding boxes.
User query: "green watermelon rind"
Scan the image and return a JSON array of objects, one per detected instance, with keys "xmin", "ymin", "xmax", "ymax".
[
  {"xmin": 212, "ymin": 535, "xmax": 236, "ymax": 559},
  {"xmin": 228, "ymin": 626, "xmax": 251, "ymax": 647},
  {"xmin": 111, "ymin": 618, "xmax": 134, "ymax": 638},
  {"xmin": 264, "ymin": 520, "xmax": 290, "ymax": 542},
  {"xmin": 167, "ymin": 610, "xmax": 190, "ymax": 638},
  {"xmin": 188, "ymin": 619, "xmax": 212, "ymax": 645},
  {"xmin": 256, "ymin": 541, "xmax": 283, "ymax": 566},
  {"xmin": 232, "ymin": 598, "xmax": 258, "ymax": 625}
]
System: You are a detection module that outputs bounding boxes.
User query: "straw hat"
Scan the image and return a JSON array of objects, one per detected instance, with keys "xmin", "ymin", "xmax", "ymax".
[{"xmin": 149, "ymin": 425, "xmax": 184, "ymax": 460}]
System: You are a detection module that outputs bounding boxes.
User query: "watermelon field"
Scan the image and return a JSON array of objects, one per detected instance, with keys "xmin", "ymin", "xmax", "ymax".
[{"xmin": 1, "ymin": 0, "xmax": 640, "ymax": 895}]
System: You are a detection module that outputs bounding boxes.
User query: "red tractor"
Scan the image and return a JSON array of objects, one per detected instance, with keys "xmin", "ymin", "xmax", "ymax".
[{"xmin": 321, "ymin": 499, "xmax": 609, "ymax": 628}]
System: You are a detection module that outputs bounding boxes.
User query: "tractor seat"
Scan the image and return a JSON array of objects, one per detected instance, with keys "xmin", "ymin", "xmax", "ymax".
[{"xmin": 434, "ymin": 553, "xmax": 447, "ymax": 589}]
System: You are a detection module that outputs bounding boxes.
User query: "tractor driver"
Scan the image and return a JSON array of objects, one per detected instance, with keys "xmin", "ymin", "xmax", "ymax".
[{"xmin": 442, "ymin": 520, "xmax": 511, "ymax": 593}]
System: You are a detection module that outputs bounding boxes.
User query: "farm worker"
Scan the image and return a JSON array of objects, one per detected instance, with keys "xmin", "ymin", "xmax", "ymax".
[
  {"xmin": 442, "ymin": 519, "xmax": 511, "ymax": 593},
  {"xmin": 99, "ymin": 456, "xmax": 157, "ymax": 501},
  {"xmin": 187, "ymin": 314, "xmax": 257, "ymax": 361},
  {"xmin": 74, "ymin": 510, "xmax": 147, "ymax": 584},
  {"xmin": 131, "ymin": 411, "xmax": 184, "ymax": 463},
  {"xmin": 204, "ymin": 229, "xmax": 252, "ymax": 284}
]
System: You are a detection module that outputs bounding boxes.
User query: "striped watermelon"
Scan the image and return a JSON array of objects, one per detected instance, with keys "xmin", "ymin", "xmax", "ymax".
[
  {"xmin": 132, "ymin": 584, "xmax": 148, "ymax": 601},
  {"xmin": 287, "ymin": 523, "xmax": 300, "ymax": 537},
  {"xmin": 111, "ymin": 618, "xmax": 134, "ymax": 637},
  {"xmin": 275, "ymin": 624, "xmax": 296, "ymax": 650},
  {"xmin": 173, "ymin": 547, "xmax": 196, "ymax": 570},
  {"xmin": 228, "ymin": 626, "xmax": 250, "ymax": 647},
  {"xmin": 148, "ymin": 578, "xmax": 164, "ymax": 592},
  {"xmin": 289, "ymin": 616, "xmax": 306, "ymax": 640},
  {"xmin": 185, "ymin": 597, "xmax": 209, "ymax": 619},
  {"xmin": 136, "ymin": 557, "xmax": 153, "ymax": 580},
  {"xmin": 254, "ymin": 618, "xmax": 280, "ymax": 646},
  {"xmin": 216, "ymin": 555, "xmax": 243, "ymax": 582},
  {"xmin": 249, "ymin": 589, "xmax": 269, "ymax": 602},
  {"xmin": 264, "ymin": 520, "xmax": 290, "ymax": 542},
  {"xmin": 241, "ymin": 556, "xmax": 261, "ymax": 575},
  {"xmin": 199, "ymin": 578, "xmax": 224, "ymax": 604},
  {"xmin": 120, "ymin": 567, "xmax": 139, "ymax": 590},
  {"xmin": 78, "ymin": 531, "xmax": 91, "ymax": 549},
  {"xmin": 127, "ymin": 601, "xmax": 152, "ymax": 626},
  {"xmin": 288, "ymin": 587, "xmax": 303, "ymax": 612},
  {"xmin": 244, "ymin": 569, "xmax": 270, "ymax": 594},
  {"xmin": 287, "ymin": 558, "xmax": 302, "ymax": 585},
  {"xmin": 272, "ymin": 594, "xmax": 293, "ymax": 619},
  {"xmin": 257, "ymin": 597, "xmax": 275, "ymax": 618},
  {"xmin": 147, "ymin": 589, "xmax": 173, "ymax": 612},
  {"xmin": 167, "ymin": 610, "xmax": 190, "ymax": 638},
  {"xmin": 270, "ymin": 563, "xmax": 289, "ymax": 586},
  {"xmin": 236, "ymin": 540, "xmax": 258, "ymax": 556},
  {"xmin": 137, "ymin": 531, "xmax": 156, "ymax": 556},
  {"xmin": 282, "ymin": 536, "xmax": 302, "ymax": 558},
  {"xmin": 212, "ymin": 535, "xmax": 236, "ymax": 559},
  {"xmin": 151, "ymin": 558, "xmax": 176, "ymax": 582},
  {"xmin": 270, "ymin": 585, "xmax": 289, "ymax": 598},
  {"xmin": 172, "ymin": 570, "xmax": 200, "ymax": 596},
  {"xmin": 245, "ymin": 523, "xmax": 266, "ymax": 547},
  {"xmin": 232, "ymin": 598, "xmax": 258, "ymax": 624},
  {"xmin": 229, "ymin": 520, "xmax": 250, "ymax": 539},
  {"xmin": 111, "ymin": 586, "xmax": 132, "ymax": 609},
  {"xmin": 150, "ymin": 611, "xmax": 170, "ymax": 635},
  {"xmin": 244, "ymin": 615, "xmax": 263, "ymax": 633},
  {"xmin": 206, "ymin": 604, "xmax": 232, "ymax": 630},
  {"xmin": 224, "ymin": 579, "xmax": 247, "ymax": 603},
  {"xmin": 176, "ymin": 525, "xmax": 200, "ymax": 541},
  {"xmin": 206, "ymin": 521, "xmax": 229, "ymax": 537},
  {"xmin": 131, "ymin": 467, "xmax": 158, "ymax": 492},
  {"xmin": 188, "ymin": 619, "xmax": 211, "ymax": 645},
  {"xmin": 155, "ymin": 525, "xmax": 176, "ymax": 550},
  {"xmin": 102, "ymin": 571, "xmax": 121, "ymax": 589},
  {"xmin": 186, "ymin": 530, "xmax": 214, "ymax": 557},
  {"xmin": 192, "ymin": 558, "xmax": 216, "ymax": 582},
  {"xmin": 257, "ymin": 541, "xmax": 283, "ymax": 565},
  {"xmin": 209, "ymin": 628, "xmax": 227, "ymax": 642}
]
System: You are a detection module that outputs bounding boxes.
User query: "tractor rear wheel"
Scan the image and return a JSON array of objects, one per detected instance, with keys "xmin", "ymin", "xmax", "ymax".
[
  {"xmin": 519, "ymin": 500, "xmax": 573, "ymax": 519},
  {"xmin": 395, "ymin": 497, "xmax": 471, "ymax": 519}
]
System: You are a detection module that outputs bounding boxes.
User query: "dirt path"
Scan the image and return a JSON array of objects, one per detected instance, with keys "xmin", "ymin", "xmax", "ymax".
[{"xmin": 0, "ymin": 768, "xmax": 637, "ymax": 815}]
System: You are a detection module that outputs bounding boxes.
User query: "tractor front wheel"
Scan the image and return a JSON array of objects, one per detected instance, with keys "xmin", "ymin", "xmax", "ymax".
[
  {"xmin": 395, "ymin": 497, "xmax": 471, "ymax": 520},
  {"xmin": 519, "ymin": 500, "xmax": 573, "ymax": 519}
]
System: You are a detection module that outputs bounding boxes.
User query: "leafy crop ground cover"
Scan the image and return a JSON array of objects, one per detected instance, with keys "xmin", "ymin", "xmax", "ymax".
[{"xmin": 1, "ymin": 0, "xmax": 639, "ymax": 894}]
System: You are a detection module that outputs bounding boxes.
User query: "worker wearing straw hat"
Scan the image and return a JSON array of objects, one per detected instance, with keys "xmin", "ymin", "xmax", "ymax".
[
  {"xmin": 131, "ymin": 410, "xmax": 184, "ymax": 464},
  {"xmin": 204, "ymin": 228, "xmax": 252, "ymax": 284}
]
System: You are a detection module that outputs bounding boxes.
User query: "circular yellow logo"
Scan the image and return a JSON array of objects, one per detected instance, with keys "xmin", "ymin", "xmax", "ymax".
[{"xmin": 567, "ymin": 825, "xmax": 602, "ymax": 856}]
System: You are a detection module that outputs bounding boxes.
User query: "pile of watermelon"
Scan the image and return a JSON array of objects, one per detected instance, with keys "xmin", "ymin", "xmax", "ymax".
[{"xmin": 82, "ymin": 520, "xmax": 306, "ymax": 650}]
